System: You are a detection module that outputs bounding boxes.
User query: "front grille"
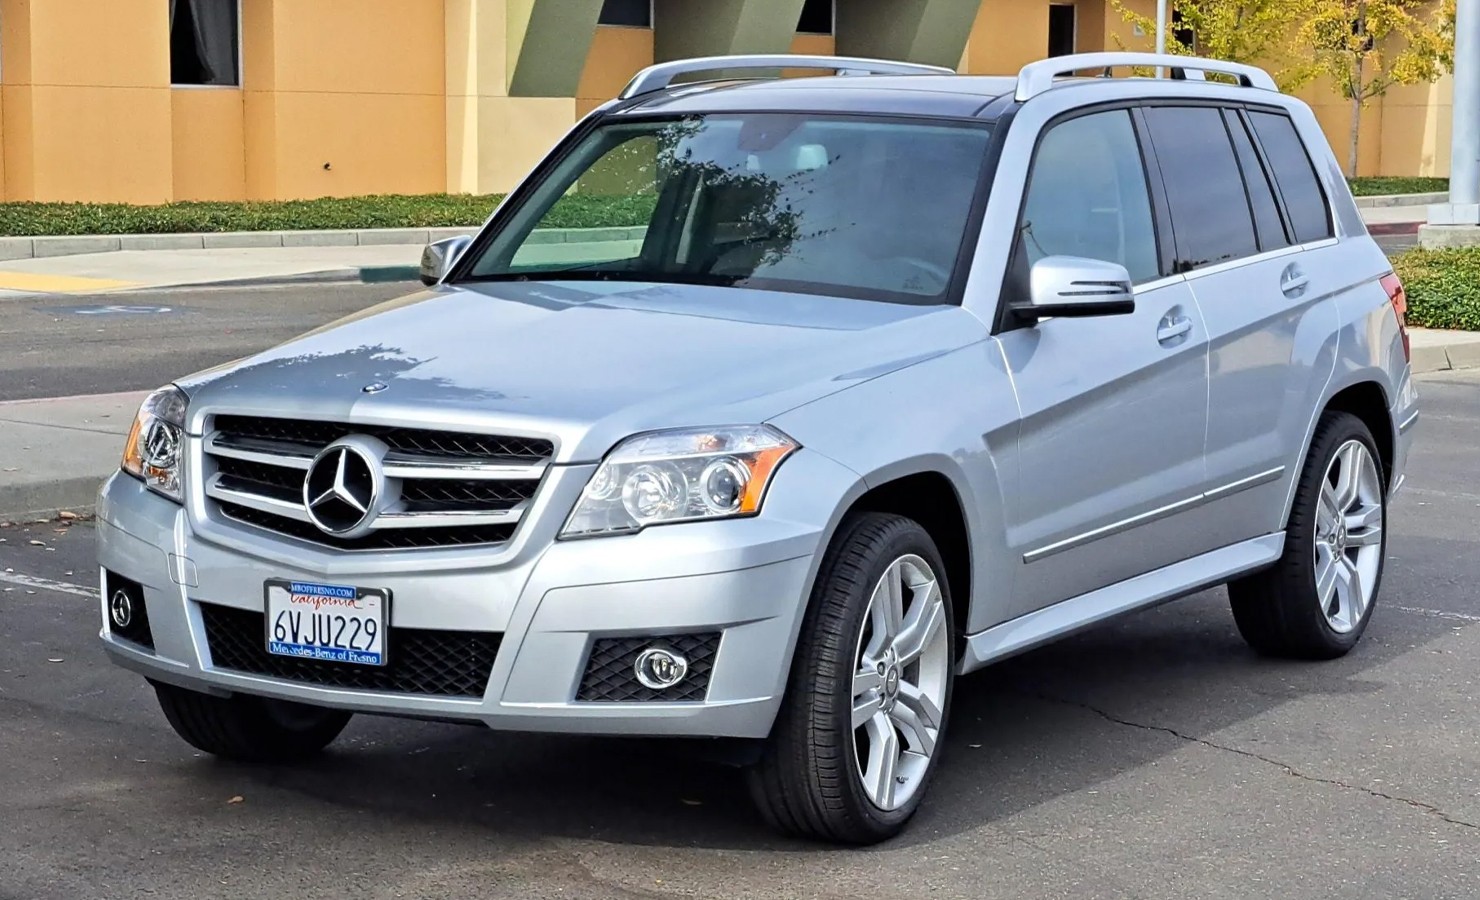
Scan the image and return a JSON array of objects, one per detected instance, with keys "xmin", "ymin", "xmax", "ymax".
[
  {"xmin": 212, "ymin": 415, "xmax": 552, "ymax": 462},
  {"xmin": 200, "ymin": 602, "xmax": 500, "ymax": 698},
  {"xmin": 577, "ymin": 633, "xmax": 721, "ymax": 702},
  {"xmin": 200, "ymin": 413, "xmax": 552, "ymax": 551},
  {"xmin": 218, "ymin": 501, "xmax": 517, "ymax": 551}
]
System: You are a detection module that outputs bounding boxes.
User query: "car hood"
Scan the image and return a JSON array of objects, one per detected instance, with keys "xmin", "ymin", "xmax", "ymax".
[{"xmin": 179, "ymin": 280, "xmax": 988, "ymax": 462}]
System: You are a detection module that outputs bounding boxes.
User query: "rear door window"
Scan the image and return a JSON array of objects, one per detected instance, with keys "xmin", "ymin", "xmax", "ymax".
[
  {"xmin": 1248, "ymin": 111, "xmax": 1334, "ymax": 244},
  {"xmin": 1142, "ymin": 106, "xmax": 1258, "ymax": 272},
  {"xmin": 1224, "ymin": 110, "xmax": 1291, "ymax": 252}
]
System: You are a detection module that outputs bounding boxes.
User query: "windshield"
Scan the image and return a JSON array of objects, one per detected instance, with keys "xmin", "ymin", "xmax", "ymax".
[{"xmin": 460, "ymin": 113, "xmax": 992, "ymax": 305}]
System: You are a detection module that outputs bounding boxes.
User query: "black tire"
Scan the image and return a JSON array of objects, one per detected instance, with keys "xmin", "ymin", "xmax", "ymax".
[
  {"xmin": 1228, "ymin": 411, "xmax": 1387, "ymax": 659},
  {"xmin": 152, "ymin": 681, "xmax": 352, "ymax": 762},
  {"xmin": 748, "ymin": 512, "xmax": 955, "ymax": 844}
]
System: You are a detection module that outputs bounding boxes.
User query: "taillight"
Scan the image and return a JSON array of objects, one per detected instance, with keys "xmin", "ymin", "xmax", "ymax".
[{"xmin": 1380, "ymin": 272, "xmax": 1410, "ymax": 363}]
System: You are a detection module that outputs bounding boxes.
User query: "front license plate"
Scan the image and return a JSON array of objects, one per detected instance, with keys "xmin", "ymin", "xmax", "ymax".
[{"xmin": 265, "ymin": 580, "xmax": 389, "ymax": 666}]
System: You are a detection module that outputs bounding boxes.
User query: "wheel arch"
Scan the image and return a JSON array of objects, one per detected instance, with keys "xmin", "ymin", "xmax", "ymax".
[
  {"xmin": 1282, "ymin": 378, "xmax": 1395, "ymax": 528},
  {"xmin": 818, "ymin": 463, "xmax": 977, "ymax": 661}
]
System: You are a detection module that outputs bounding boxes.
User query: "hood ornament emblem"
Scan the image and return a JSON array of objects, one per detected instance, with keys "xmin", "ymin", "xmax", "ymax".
[{"xmin": 362, "ymin": 382, "xmax": 388, "ymax": 394}]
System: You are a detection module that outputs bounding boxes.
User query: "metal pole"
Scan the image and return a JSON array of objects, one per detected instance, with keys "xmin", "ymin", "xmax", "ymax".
[
  {"xmin": 1450, "ymin": 0, "xmax": 1480, "ymax": 211},
  {"xmin": 1155, "ymin": 0, "xmax": 1169, "ymax": 78}
]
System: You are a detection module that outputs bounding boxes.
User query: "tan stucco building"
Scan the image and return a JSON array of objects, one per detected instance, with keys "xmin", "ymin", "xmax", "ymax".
[{"xmin": 0, "ymin": 0, "xmax": 1455, "ymax": 205}]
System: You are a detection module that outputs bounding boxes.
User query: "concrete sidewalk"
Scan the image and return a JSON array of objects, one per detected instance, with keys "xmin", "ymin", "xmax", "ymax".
[
  {"xmin": 0, "ymin": 243, "xmax": 431, "ymax": 298},
  {"xmin": 0, "ymin": 391, "xmax": 146, "ymax": 520}
]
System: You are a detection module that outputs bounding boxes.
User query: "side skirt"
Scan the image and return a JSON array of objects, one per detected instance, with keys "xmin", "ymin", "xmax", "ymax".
[{"xmin": 959, "ymin": 532, "xmax": 1286, "ymax": 674}]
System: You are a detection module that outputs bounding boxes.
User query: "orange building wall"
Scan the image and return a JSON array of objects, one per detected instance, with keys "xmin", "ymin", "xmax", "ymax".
[
  {"xmin": 4, "ymin": 0, "xmax": 174, "ymax": 203},
  {"xmin": 242, "ymin": 0, "xmax": 446, "ymax": 200},
  {"xmin": 577, "ymin": 26, "xmax": 657, "ymax": 118}
]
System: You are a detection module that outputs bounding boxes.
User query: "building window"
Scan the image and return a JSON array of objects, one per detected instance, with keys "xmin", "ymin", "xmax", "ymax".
[
  {"xmin": 170, "ymin": 0, "xmax": 240, "ymax": 86},
  {"xmin": 1172, "ymin": 10, "xmax": 1196, "ymax": 51},
  {"xmin": 1047, "ymin": 4, "xmax": 1076, "ymax": 58},
  {"xmin": 797, "ymin": 0, "xmax": 834, "ymax": 35},
  {"xmin": 598, "ymin": 0, "xmax": 652, "ymax": 28}
]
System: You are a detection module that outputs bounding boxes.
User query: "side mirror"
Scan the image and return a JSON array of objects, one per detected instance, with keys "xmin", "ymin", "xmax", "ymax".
[
  {"xmin": 1013, "ymin": 255, "xmax": 1136, "ymax": 321},
  {"xmin": 419, "ymin": 235, "xmax": 473, "ymax": 286}
]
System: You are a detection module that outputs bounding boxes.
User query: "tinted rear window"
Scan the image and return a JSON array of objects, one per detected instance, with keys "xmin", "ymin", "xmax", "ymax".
[
  {"xmin": 1143, "ymin": 106, "xmax": 1258, "ymax": 271},
  {"xmin": 1248, "ymin": 111, "xmax": 1333, "ymax": 244},
  {"xmin": 1225, "ymin": 110, "xmax": 1291, "ymax": 252}
]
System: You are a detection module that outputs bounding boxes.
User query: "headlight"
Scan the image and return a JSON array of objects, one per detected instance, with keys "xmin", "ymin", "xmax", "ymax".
[
  {"xmin": 121, "ymin": 386, "xmax": 188, "ymax": 503},
  {"xmin": 561, "ymin": 425, "xmax": 798, "ymax": 538}
]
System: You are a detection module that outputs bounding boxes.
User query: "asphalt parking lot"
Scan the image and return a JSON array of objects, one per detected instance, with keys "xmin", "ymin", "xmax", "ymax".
[{"xmin": 3, "ymin": 367, "xmax": 1479, "ymax": 900}]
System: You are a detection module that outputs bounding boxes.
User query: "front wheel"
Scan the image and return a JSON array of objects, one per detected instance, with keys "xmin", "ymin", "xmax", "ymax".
[
  {"xmin": 1229, "ymin": 411, "xmax": 1387, "ymax": 659},
  {"xmin": 748, "ymin": 513, "xmax": 955, "ymax": 843},
  {"xmin": 152, "ymin": 681, "xmax": 352, "ymax": 762}
]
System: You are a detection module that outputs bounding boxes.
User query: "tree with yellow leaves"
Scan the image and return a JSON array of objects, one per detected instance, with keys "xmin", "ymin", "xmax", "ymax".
[
  {"xmin": 1111, "ymin": 0, "xmax": 1313, "ymax": 90},
  {"xmin": 1293, "ymin": 0, "xmax": 1452, "ymax": 177}
]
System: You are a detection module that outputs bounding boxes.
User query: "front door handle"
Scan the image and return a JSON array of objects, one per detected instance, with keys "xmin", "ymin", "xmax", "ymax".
[
  {"xmin": 1157, "ymin": 317, "xmax": 1193, "ymax": 343},
  {"xmin": 1281, "ymin": 263, "xmax": 1310, "ymax": 298}
]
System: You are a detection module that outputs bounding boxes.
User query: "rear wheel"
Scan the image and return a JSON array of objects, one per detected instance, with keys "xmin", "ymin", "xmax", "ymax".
[
  {"xmin": 748, "ymin": 513, "xmax": 954, "ymax": 843},
  {"xmin": 152, "ymin": 681, "xmax": 352, "ymax": 762},
  {"xmin": 1229, "ymin": 411, "xmax": 1387, "ymax": 659}
]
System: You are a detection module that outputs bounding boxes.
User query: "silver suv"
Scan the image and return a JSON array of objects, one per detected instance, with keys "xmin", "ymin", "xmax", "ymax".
[{"xmin": 98, "ymin": 52, "xmax": 1417, "ymax": 843}]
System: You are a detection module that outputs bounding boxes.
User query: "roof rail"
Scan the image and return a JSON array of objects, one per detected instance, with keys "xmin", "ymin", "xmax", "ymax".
[
  {"xmin": 619, "ymin": 54, "xmax": 955, "ymax": 99},
  {"xmin": 1014, "ymin": 52, "xmax": 1278, "ymax": 102}
]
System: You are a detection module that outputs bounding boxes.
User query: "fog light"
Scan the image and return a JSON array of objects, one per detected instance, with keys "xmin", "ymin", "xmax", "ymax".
[
  {"xmin": 634, "ymin": 646, "xmax": 689, "ymax": 690},
  {"xmin": 109, "ymin": 589, "xmax": 134, "ymax": 629}
]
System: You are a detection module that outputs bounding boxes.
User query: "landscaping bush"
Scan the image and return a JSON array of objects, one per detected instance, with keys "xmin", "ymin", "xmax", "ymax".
[
  {"xmin": 1347, "ymin": 177, "xmax": 1449, "ymax": 197},
  {"xmin": 0, "ymin": 193, "xmax": 656, "ymax": 237},
  {"xmin": 1393, "ymin": 249, "xmax": 1480, "ymax": 331}
]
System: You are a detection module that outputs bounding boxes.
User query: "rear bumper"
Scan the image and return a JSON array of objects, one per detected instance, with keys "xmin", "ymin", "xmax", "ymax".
[{"xmin": 96, "ymin": 449, "xmax": 856, "ymax": 738}]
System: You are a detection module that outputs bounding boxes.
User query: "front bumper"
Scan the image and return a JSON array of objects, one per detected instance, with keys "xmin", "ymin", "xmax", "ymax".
[{"xmin": 96, "ymin": 449, "xmax": 857, "ymax": 739}]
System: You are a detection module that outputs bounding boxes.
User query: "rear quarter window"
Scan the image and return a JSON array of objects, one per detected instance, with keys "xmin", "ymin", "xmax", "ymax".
[{"xmin": 1248, "ymin": 111, "xmax": 1334, "ymax": 244}]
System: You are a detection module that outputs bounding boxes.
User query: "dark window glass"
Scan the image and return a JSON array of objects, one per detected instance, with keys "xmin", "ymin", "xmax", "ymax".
[
  {"xmin": 466, "ymin": 115, "xmax": 992, "ymax": 306},
  {"xmin": 598, "ymin": 0, "xmax": 651, "ymax": 27},
  {"xmin": 1249, "ymin": 111, "xmax": 1334, "ymax": 243},
  {"xmin": 1143, "ymin": 106, "xmax": 1258, "ymax": 271},
  {"xmin": 1225, "ymin": 110, "xmax": 1290, "ymax": 251},
  {"xmin": 797, "ymin": 0, "xmax": 834, "ymax": 35},
  {"xmin": 1172, "ymin": 9, "xmax": 1196, "ymax": 50},
  {"xmin": 170, "ymin": 0, "xmax": 240, "ymax": 86},
  {"xmin": 1048, "ymin": 5, "xmax": 1076, "ymax": 57},
  {"xmin": 1020, "ymin": 110, "xmax": 1160, "ymax": 283}
]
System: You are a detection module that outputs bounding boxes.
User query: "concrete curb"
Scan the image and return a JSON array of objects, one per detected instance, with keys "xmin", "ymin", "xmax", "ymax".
[
  {"xmin": 0, "ymin": 476, "xmax": 103, "ymax": 523},
  {"xmin": 1355, "ymin": 192, "xmax": 1448, "ymax": 209},
  {"xmin": 1411, "ymin": 341, "xmax": 1480, "ymax": 374},
  {"xmin": 0, "ymin": 225, "xmax": 651, "ymax": 263},
  {"xmin": 166, "ymin": 264, "xmax": 422, "ymax": 290}
]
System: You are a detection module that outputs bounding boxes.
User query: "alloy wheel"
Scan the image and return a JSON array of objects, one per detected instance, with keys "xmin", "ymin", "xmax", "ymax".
[
  {"xmin": 850, "ymin": 554, "xmax": 951, "ymax": 811},
  {"xmin": 1313, "ymin": 440, "xmax": 1384, "ymax": 633}
]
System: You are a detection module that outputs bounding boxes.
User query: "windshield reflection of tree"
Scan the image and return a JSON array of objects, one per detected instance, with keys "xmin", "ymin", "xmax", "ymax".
[{"xmin": 655, "ymin": 118, "xmax": 824, "ymax": 278}]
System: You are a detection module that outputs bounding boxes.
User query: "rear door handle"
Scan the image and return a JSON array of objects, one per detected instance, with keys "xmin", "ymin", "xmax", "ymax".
[{"xmin": 1157, "ymin": 317, "xmax": 1193, "ymax": 343}]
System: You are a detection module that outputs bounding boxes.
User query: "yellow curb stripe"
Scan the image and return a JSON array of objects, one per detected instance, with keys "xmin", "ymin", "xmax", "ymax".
[{"xmin": 0, "ymin": 271, "xmax": 139, "ymax": 293}]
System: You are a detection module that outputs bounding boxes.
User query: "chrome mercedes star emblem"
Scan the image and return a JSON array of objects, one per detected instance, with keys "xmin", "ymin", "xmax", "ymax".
[{"xmin": 303, "ymin": 441, "xmax": 382, "ymax": 536}]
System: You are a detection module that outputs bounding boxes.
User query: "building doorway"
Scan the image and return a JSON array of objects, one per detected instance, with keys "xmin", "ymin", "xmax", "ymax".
[{"xmin": 1048, "ymin": 3, "xmax": 1076, "ymax": 58}]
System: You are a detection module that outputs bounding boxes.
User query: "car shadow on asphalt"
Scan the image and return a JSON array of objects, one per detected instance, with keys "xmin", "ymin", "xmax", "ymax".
[{"xmin": 199, "ymin": 586, "xmax": 1450, "ymax": 852}]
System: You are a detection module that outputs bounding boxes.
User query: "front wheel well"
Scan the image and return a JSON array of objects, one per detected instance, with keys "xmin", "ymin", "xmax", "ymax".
[
  {"xmin": 1323, "ymin": 382, "xmax": 1394, "ymax": 487},
  {"xmin": 848, "ymin": 472, "xmax": 972, "ymax": 651}
]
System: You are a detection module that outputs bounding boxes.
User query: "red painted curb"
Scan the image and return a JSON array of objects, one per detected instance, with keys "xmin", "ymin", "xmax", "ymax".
[{"xmin": 1368, "ymin": 221, "xmax": 1422, "ymax": 236}]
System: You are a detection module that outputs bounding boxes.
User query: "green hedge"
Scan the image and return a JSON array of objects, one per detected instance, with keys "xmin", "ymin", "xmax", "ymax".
[
  {"xmin": 0, "ymin": 193, "xmax": 657, "ymax": 237},
  {"xmin": 1347, "ymin": 177, "xmax": 1449, "ymax": 197},
  {"xmin": 1393, "ymin": 249, "xmax": 1480, "ymax": 331}
]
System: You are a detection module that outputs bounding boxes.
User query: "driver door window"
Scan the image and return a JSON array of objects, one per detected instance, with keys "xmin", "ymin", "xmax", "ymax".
[{"xmin": 1019, "ymin": 110, "xmax": 1161, "ymax": 284}]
